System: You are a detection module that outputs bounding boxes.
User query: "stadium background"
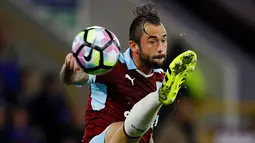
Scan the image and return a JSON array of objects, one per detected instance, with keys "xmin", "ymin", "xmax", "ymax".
[{"xmin": 0, "ymin": 0, "xmax": 255, "ymax": 142}]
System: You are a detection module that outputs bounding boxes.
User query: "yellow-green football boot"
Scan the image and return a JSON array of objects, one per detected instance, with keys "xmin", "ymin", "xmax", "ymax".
[{"xmin": 159, "ymin": 50, "xmax": 197, "ymax": 105}]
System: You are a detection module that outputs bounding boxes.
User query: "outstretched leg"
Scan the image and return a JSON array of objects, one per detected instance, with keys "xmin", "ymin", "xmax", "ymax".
[{"xmin": 104, "ymin": 50, "xmax": 197, "ymax": 143}]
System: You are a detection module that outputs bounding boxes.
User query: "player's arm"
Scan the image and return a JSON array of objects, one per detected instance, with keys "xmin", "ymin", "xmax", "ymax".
[{"xmin": 60, "ymin": 53, "xmax": 89, "ymax": 85}]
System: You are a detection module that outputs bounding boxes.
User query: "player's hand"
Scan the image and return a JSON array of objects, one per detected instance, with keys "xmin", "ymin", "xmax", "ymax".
[{"xmin": 64, "ymin": 53, "xmax": 81, "ymax": 72}]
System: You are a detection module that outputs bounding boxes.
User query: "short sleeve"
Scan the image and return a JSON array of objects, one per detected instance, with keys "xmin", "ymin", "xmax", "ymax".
[
  {"xmin": 77, "ymin": 61, "xmax": 120, "ymax": 87},
  {"xmin": 87, "ymin": 74, "xmax": 96, "ymax": 84},
  {"xmin": 76, "ymin": 73, "xmax": 108, "ymax": 87},
  {"xmin": 76, "ymin": 74, "xmax": 96, "ymax": 87}
]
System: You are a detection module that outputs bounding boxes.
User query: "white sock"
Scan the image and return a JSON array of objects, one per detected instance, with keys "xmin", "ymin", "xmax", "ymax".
[{"xmin": 124, "ymin": 90, "xmax": 162, "ymax": 138}]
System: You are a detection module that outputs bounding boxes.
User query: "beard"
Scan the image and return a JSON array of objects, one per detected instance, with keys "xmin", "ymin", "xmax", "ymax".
[{"xmin": 139, "ymin": 48, "xmax": 165, "ymax": 69}]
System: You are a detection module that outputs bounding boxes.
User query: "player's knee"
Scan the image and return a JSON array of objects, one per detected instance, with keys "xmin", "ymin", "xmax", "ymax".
[
  {"xmin": 104, "ymin": 122, "xmax": 122, "ymax": 143},
  {"xmin": 105, "ymin": 122, "xmax": 140, "ymax": 143}
]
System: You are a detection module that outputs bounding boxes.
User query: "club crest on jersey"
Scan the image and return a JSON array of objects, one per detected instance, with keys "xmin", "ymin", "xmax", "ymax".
[{"xmin": 125, "ymin": 74, "xmax": 135, "ymax": 86}]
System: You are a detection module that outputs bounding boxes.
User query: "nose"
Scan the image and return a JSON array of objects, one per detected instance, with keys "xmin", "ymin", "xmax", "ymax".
[{"xmin": 157, "ymin": 42, "xmax": 165, "ymax": 53}]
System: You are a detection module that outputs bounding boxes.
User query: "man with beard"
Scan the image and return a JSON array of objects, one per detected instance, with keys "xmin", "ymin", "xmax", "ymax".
[{"xmin": 60, "ymin": 2, "xmax": 197, "ymax": 143}]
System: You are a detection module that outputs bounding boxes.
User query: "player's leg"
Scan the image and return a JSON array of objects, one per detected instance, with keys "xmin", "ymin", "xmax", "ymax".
[
  {"xmin": 105, "ymin": 122, "xmax": 141, "ymax": 143},
  {"xmin": 105, "ymin": 50, "xmax": 197, "ymax": 143},
  {"xmin": 88, "ymin": 85, "xmax": 163, "ymax": 143},
  {"xmin": 105, "ymin": 89, "xmax": 162, "ymax": 143},
  {"xmin": 89, "ymin": 122, "xmax": 141, "ymax": 143}
]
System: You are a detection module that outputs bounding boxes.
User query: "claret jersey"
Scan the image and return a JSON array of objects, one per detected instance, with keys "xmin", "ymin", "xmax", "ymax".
[{"xmin": 82, "ymin": 48, "xmax": 165, "ymax": 143}]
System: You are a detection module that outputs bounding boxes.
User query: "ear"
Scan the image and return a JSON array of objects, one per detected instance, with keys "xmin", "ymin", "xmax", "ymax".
[{"xmin": 129, "ymin": 40, "xmax": 139, "ymax": 53}]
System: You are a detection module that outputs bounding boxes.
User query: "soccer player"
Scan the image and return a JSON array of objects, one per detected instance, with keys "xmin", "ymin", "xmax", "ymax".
[{"xmin": 60, "ymin": 2, "xmax": 197, "ymax": 143}]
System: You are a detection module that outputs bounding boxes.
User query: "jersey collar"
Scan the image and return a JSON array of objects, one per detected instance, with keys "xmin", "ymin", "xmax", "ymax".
[{"xmin": 119, "ymin": 48, "xmax": 164, "ymax": 73}]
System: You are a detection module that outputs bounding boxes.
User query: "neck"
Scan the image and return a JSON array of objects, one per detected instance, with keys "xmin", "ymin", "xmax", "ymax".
[{"xmin": 131, "ymin": 53, "xmax": 152, "ymax": 75}]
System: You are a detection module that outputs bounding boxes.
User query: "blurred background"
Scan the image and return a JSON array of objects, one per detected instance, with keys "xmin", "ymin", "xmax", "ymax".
[{"xmin": 0, "ymin": 0, "xmax": 255, "ymax": 143}]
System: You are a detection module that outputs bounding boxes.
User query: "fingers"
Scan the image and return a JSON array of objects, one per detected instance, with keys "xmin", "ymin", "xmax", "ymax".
[
  {"xmin": 64, "ymin": 53, "xmax": 81, "ymax": 72},
  {"xmin": 71, "ymin": 56, "xmax": 79, "ymax": 71},
  {"xmin": 70, "ymin": 57, "xmax": 75, "ymax": 70},
  {"xmin": 73, "ymin": 60, "xmax": 80, "ymax": 71},
  {"xmin": 65, "ymin": 53, "xmax": 72, "ymax": 66},
  {"xmin": 65, "ymin": 53, "xmax": 74, "ymax": 70}
]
